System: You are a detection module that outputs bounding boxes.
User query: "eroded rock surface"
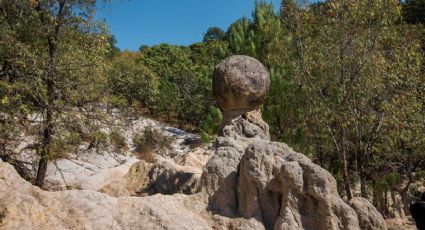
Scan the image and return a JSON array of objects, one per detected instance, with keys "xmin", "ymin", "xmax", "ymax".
[
  {"xmin": 213, "ymin": 55, "xmax": 270, "ymax": 114},
  {"xmin": 101, "ymin": 159, "xmax": 201, "ymax": 197},
  {"xmin": 101, "ymin": 145, "xmax": 213, "ymax": 197},
  {"xmin": 201, "ymin": 109, "xmax": 387, "ymax": 230},
  {"xmin": 0, "ymin": 159, "xmax": 262, "ymax": 230},
  {"xmin": 349, "ymin": 197, "xmax": 388, "ymax": 230}
]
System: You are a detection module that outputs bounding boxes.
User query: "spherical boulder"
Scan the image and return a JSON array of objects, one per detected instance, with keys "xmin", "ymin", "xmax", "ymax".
[{"xmin": 213, "ymin": 55, "xmax": 270, "ymax": 113}]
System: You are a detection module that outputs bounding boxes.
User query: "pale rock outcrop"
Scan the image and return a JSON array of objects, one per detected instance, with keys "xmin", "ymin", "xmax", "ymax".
[
  {"xmin": 349, "ymin": 197, "xmax": 388, "ymax": 230},
  {"xmin": 0, "ymin": 159, "xmax": 263, "ymax": 230},
  {"xmin": 9, "ymin": 113, "xmax": 203, "ymax": 192},
  {"xmin": 100, "ymin": 160, "xmax": 154, "ymax": 196},
  {"xmin": 44, "ymin": 151, "xmax": 139, "ymax": 191},
  {"xmin": 176, "ymin": 146, "xmax": 213, "ymax": 172},
  {"xmin": 238, "ymin": 140, "xmax": 362, "ymax": 230},
  {"xmin": 101, "ymin": 160, "xmax": 200, "ymax": 197},
  {"xmin": 0, "ymin": 160, "xmax": 208, "ymax": 230},
  {"xmin": 201, "ymin": 110, "xmax": 374, "ymax": 230},
  {"xmin": 202, "ymin": 110, "xmax": 270, "ymax": 216},
  {"xmin": 102, "ymin": 146, "xmax": 212, "ymax": 197}
]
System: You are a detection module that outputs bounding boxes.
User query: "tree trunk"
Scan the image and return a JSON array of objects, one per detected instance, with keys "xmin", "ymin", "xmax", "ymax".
[
  {"xmin": 359, "ymin": 150, "xmax": 368, "ymax": 198},
  {"xmin": 35, "ymin": 150, "xmax": 48, "ymax": 187},
  {"xmin": 360, "ymin": 171, "xmax": 367, "ymax": 198},
  {"xmin": 35, "ymin": 108, "xmax": 53, "ymax": 187},
  {"xmin": 342, "ymin": 128, "xmax": 353, "ymax": 200},
  {"xmin": 400, "ymin": 187, "xmax": 411, "ymax": 215},
  {"xmin": 342, "ymin": 153, "xmax": 353, "ymax": 200},
  {"xmin": 35, "ymin": 78, "xmax": 54, "ymax": 188},
  {"xmin": 35, "ymin": 34, "xmax": 56, "ymax": 187},
  {"xmin": 372, "ymin": 183, "xmax": 379, "ymax": 207}
]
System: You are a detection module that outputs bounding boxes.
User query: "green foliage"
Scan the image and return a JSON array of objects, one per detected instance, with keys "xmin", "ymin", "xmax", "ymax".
[
  {"xmin": 108, "ymin": 52, "xmax": 159, "ymax": 109},
  {"xmin": 263, "ymin": 69, "xmax": 306, "ymax": 148},
  {"xmin": 278, "ymin": 0, "xmax": 425, "ymax": 201},
  {"xmin": 200, "ymin": 107, "xmax": 222, "ymax": 143},
  {"xmin": 107, "ymin": 35, "xmax": 121, "ymax": 59},
  {"xmin": 228, "ymin": 16, "xmax": 256, "ymax": 56},
  {"xmin": 108, "ymin": 43, "xmax": 217, "ymax": 129},
  {"xmin": 203, "ymin": 27, "xmax": 226, "ymax": 42},
  {"xmin": 375, "ymin": 173, "xmax": 401, "ymax": 192},
  {"xmin": 88, "ymin": 130, "xmax": 109, "ymax": 151},
  {"xmin": 132, "ymin": 126, "xmax": 172, "ymax": 162},
  {"xmin": 227, "ymin": 1, "xmax": 284, "ymax": 68},
  {"xmin": 0, "ymin": 0, "xmax": 112, "ymax": 186},
  {"xmin": 109, "ymin": 129, "xmax": 127, "ymax": 151}
]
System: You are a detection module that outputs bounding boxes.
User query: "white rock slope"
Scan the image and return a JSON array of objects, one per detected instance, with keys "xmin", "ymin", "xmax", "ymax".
[{"xmin": 0, "ymin": 159, "xmax": 262, "ymax": 230}]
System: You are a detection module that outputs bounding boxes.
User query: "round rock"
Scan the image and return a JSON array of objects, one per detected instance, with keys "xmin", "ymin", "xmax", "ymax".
[{"xmin": 213, "ymin": 55, "xmax": 270, "ymax": 112}]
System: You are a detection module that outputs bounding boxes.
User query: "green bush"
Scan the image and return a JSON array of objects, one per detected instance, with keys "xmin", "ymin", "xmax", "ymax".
[
  {"xmin": 87, "ymin": 130, "xmax": 109, "ymax": 151},
  {"xmin": 132, "ymin": 126, "xmax": 172, "ymax": 162},
  {"xmin": 109, "ymin": 129, "xmax": 127, "ymax": 151},
  {"xmin": 200, "ymin": 107, "xmax": 222, "ymax": 143}
]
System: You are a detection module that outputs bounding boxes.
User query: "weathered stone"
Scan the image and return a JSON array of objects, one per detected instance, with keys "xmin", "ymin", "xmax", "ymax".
[
  {"xmin": 201, "ymin": 109, "xmax": 270, "ymax": 216},
  {"xmin": 349, "ymin": 197, "xmax": 388, "ymax": 230},
  {"xmin": 201, "ymin": 110, "xmax": 387, "ymax": 229},
  {"xmin": 0, "ymin": 159, "xmax": 261, "ymax": 230},
  {"xmin": 221, "ymin": 109, "xmax": 270, "ymax": 140},
  {"xmin": 237, "ymin": 143, "xmax": 281, "ymax": 229},
  {"xmin": 102, "ymin": 160, "xmax": 201, "ymax": 197},
  {"xmin": 213, "ymin": 55, "xmax": 270, "ymax": 114}
]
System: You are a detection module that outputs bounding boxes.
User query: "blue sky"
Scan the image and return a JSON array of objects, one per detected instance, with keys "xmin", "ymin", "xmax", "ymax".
[{"xmin": 96, "ymin": 0, "xmax": 281, "ymax": 51}]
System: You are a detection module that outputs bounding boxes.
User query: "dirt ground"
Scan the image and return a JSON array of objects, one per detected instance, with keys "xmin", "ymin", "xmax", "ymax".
[{"xmin": 386, "ymin": 217, "xmax": 417, "ymax": 230}]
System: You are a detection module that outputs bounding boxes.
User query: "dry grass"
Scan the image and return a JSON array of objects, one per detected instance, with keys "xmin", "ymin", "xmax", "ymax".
[
  {"xmin": 132, "ymin": 126, "xmax": 172, "ymax": 162},
  {"xmin": 109, "ymin": 129, "xmax": 128, "ymax": 152}
]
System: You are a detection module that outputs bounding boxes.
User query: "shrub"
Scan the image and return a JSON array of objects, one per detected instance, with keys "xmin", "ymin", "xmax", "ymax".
[
  {"xmin": 109, "ymin": 129, "xmax": 127, "ymax": 151},
  {"xmin": 200, "ymin": 107, "xmax": 222, "ymax": 143},
  {"xmin": 132, "ymin": 126, "xmax": 172, "ymax": 162},
  {"xmin": 87, "ymin": 130, "xmax": 109, "ymax": 151}
]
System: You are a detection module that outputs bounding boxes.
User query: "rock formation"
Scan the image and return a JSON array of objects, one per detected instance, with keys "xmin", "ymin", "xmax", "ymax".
[
  {"xmin": 202, "ymin": 55, "xmax": 387, "ymax": 230},
  {"xmin": 213, "ymin": 55, "xmax": 271, "ymax": 134},
  {"xmin": 0, "ymin": 55, "xmax": 387, "ymax": 230},
  {"xmin": 213, "ymin": 55, "xmax": 270, "ymax": 114},
  {"xmin": 101, "ymin": 159, "xmax": 201, "ymax": 197},
  {"xmin": 0, "ymin": 159, "xmax": 263, "ymax": 230}
]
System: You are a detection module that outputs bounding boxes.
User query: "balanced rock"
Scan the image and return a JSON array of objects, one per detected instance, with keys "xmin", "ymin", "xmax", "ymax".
[
  {"xmin": 213, "ymin": 55, "xmax": 270, "ymax": 115},
  {"xmin": 202, "ymin": 57, "xmax": 387, "ymax": 230}
]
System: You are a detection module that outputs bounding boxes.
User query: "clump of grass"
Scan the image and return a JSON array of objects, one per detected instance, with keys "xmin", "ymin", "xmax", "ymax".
[
  {"xmin": 200, "ymin": 107, "xmax": 222, "ymax": 143},
  {"xmin": 132, "ymin": 126, "xmax": 172, "ymax": 163},
  {"xmin": 86, "ymin": 130, "xmax": 109, "ymax": 151},
  {"xmin": 109, "ymin": 129, "xmax": 128, "ymax": 152}
]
